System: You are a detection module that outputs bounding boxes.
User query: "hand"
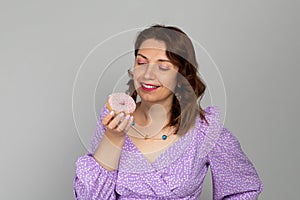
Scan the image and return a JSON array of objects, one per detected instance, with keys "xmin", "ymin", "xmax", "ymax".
[
  {"xmin": 101, "ymin": 111, "xmax": 133, "ymax": 137},
  {"xmin": 94, "ymin": 111, "xmax": 133, "ymax": 171}
]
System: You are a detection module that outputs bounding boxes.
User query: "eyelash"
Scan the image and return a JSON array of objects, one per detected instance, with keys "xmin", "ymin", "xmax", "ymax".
[
  {"xmin": 137, "ymin": 61, "xmax": 169, "ymax": 71},
  {"xmin": 137, "ymin": 61, "xmax": 147, "ymax": 65},
  {"xmin": 158, "ymin": 65, "xmax": 169, "ymax": 71}
]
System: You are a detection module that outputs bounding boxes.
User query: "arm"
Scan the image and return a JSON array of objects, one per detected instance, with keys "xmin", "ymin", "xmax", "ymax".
[
  {"xmin": 74, "ymin": 106, "xmax": 132, "ymax": 199},
  {"xmin": 207, "ymin": 127, "xmax": 263, "ymax": 200},
  {"xmin": 74, "ymin": 154, "xmax": 118, "ymax": 199},
  {"xmin": 91, "ymin": 106, "xmax": 132, "ymax": 170}
]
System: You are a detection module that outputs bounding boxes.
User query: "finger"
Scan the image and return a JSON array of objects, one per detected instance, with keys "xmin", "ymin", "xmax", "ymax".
[
  {"xmin": 101, "ymin": 110, "xmax": 115, "ymax": 126},
  {"xmin": 107, "ymin": 112, "xmax": 124, "ymax": 130},
  {"xmin": 118, "ymin": 114, "xmax": 131, "ymax": 131},
  {"xmin": 124, "ymin": 115, "xmax": 134, "ymax": 132}
]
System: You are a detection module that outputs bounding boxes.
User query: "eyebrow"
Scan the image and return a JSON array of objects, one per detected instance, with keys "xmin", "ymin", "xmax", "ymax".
[{"xmin": 137, "ymin": 53, "xmax": 171, "ymax": 63}]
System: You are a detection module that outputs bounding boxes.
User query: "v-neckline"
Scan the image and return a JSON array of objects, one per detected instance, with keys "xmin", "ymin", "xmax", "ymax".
[
  {"xmin": 128, "ymin": 134, "xmax": 182, "ymax": 165},
  {"xmin": 120, "ymin": 118, "xmax": 199, "ymax": 172}
]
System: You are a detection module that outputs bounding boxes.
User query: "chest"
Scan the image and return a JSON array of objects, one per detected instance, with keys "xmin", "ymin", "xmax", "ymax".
[
  {"xmin": 127, "ymin": 132, "xmax": 181, "ymax": 163},
  {"xmin": 116, "ymin": 135, "xmax": 209, "ymax": 198}
]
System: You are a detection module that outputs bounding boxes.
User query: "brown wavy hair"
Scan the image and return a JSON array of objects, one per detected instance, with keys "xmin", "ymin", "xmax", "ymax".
[{"xmin": 127, "ymin": 24, "xmax": 208, "ymax": 135}]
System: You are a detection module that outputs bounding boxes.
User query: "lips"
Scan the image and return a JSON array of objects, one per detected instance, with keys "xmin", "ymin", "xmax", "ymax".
[{"xmin": 141, "ymin": 83, "xmax": 160, "ymax": 91}]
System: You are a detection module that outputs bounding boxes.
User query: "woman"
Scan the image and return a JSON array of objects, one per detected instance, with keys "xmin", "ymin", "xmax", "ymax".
[{"xmin": 74, "ymin": 25, "xmax": 263, "ymax": 199}]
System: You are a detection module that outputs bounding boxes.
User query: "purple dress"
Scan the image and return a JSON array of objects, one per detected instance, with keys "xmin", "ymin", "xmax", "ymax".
[{"xmin": 74, "ymin": 106, "xmax": 263, "ymax": 199}]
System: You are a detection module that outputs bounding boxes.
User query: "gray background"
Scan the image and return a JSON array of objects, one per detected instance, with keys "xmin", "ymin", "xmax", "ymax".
[{"xmin": 1, "ymin": 0, "xmax": 299, "ymax": 199}]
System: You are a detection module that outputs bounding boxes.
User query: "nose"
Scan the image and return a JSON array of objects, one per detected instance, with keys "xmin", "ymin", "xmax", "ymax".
[{"xmin": 143, "ymin": 63, "xmax": 156, "ymax": 80}]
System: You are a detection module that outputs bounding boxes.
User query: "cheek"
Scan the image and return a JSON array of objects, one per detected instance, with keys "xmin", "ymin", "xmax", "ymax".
[
  {"xmin": 133, "ymin": 67, "xmax": 144, "ymax": 79},
  {"xmin": 160, "ymin": 74, "xmax": 178, "ymax": 90},
  {"xmin": 133, "ymin": 69, "xmax": 141, "ymax": 88}
]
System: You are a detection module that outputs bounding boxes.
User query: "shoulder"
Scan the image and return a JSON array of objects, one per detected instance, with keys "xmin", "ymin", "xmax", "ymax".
[
  {"xmin": 199, "ymin": 106, "xmax": 243, "ymax": 154},
  {"xmin": 191, "ymin": 106, "xmax": 223, "ymax": 155},
  {"xmin": 202, "ymin": 106, "xmax": 239, "ymax": 144},
  {"xmin": 193, "ymin": 106, "xmax": 243, "ymax": 158},
  {"xmin": 203, "ymin": 105, "xmax": 221, "ymax": 121},
  {"xmin": 198, "ymin": 106, "xmax": 239, "ymax": 142},
  {"xmin": 197, "ymin": 105, "xmax": 222, "ymax": 132}
]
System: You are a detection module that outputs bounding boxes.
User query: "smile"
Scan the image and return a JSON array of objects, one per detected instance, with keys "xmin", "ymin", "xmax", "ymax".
[{"xmin": 141, "ymin": 83, "xmax": 160, "ymax": 91}]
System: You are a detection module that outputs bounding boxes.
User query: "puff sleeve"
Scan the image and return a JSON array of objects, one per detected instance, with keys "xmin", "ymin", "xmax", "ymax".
[
  {"xmin": 74, "ymin": 106, "xmax": 118, "ymax": 199},
  {"xmin": 205, "ymin": 107, "xmax": 263, "ymax": 200}
]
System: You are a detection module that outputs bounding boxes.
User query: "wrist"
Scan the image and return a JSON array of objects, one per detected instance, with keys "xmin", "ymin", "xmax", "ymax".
[
  {"xmin": 105, "ymin": 130, "xmax": 126, "ymax": 145},
  {"xmin": 94, "ymin": 133, "xmax": 124, "ymax": 170}
]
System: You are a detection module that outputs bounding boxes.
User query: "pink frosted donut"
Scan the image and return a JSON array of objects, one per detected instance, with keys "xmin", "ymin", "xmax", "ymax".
[{"xmin": 106, "ymin": 93, "xmax": 136, "ymax": 114}]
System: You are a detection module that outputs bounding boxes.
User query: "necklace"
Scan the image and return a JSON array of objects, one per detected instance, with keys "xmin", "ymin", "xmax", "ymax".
[{"xmin": 131, "ymin": 121, "xmax": 176, "ymax": 140}]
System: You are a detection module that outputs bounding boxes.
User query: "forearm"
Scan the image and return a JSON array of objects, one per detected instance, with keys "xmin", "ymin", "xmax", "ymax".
[
  {"xmin": 223, "ymin": 190, "xmax": 261, "ymax": 200},
  {"xmin": 74, "ymin": 154, "xmax": 118, "ymax": 199},
  {"xmin": 93, "ymin": 130, "xmax": 126, "ymax": 171}
]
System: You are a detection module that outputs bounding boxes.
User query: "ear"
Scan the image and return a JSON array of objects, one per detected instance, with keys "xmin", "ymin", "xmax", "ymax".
[{"xmin": 127, "ymin": 69, "xmax": 134, "ymax": 78}]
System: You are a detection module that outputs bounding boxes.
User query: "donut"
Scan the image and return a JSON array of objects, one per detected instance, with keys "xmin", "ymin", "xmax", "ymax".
[{"xmin": 106, "ymin": 93, "xmax": 136, "ymax": 114}]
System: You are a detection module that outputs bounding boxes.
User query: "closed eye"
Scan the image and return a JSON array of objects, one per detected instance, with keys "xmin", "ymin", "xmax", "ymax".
[
  {"xmin": 137, "ymin": 61, "xmax": 147, "ymax": 65},
  {"xmin": 136, "ymin": 58, "xmax": 147, "ymax": 65},
  {"xmin": 159, "ymin": 65, "xmax": 169, "ymax": 71}
]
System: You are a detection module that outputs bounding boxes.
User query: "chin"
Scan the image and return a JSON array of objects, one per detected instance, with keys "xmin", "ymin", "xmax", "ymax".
[
  {"xmin": 138, "ymin": 93, "xmax": 157, "ymax": 102},
  {"xmin": 138, "ymin": 91, "xmax": 174, "ymax": 104}
]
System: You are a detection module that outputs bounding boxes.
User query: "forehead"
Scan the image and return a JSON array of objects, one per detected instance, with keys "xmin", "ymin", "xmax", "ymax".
[{"xmin": 138, "ymin": 39, "xmax": 167, "ymax": 56}]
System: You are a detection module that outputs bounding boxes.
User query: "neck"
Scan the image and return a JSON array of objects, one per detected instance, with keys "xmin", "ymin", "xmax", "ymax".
[{"xmin": 138, "ymin": 101, "xmax": 172, "ymax": 125}]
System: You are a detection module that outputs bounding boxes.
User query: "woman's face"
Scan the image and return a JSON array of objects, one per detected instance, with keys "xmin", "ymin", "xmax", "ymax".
[{"xmin": 134, "ymin": 39, "xmax": 179, "ymax": 105}]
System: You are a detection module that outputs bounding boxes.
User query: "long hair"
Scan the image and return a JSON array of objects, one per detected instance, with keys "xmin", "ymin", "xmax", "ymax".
[{"xmin": 127, "ymin": 24, "xmax": 208, "ymax": 135}]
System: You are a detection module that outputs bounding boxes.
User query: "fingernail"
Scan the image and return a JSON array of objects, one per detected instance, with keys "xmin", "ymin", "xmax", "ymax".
[
  {"xmin": 125, "ymin": 115, "xmax": 130, "ymax": 120},
  {"xmin": 119, "ymin": 112, "xmax": 124, "ymax": 118},
  {"xmin": 130, "ymin": 116, "xmax": 134, "ymax": 121},
  {"xmin": 109, "ymin": 111, "xmax": 115, "ymax": 116}
]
